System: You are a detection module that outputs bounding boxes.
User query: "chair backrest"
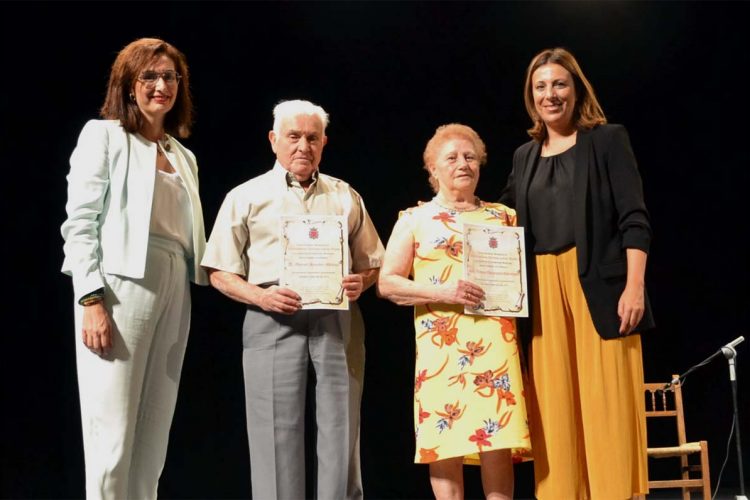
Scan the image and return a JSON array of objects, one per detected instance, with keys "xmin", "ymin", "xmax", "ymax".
[{"xmin": 644, "ymin": 374, "xmax": 688, "ymax": 446}]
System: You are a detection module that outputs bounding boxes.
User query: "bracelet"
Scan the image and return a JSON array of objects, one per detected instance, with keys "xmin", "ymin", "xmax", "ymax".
[
  {"xmin": 79, "ymin": 288, "xmax": 105, "ymax": 306},
  {"xmin": 81, "ymin": 296, "xmax": 104, "ymax": 307}
]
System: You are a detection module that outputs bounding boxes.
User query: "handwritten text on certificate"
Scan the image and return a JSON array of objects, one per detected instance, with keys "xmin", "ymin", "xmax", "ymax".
[
  {"xmin": 463, "ymin": 223, "xmax": 528, "ymax": 317},
  {"xmin": 280, "ymin": 215, "xmax": 349, "ymax": 310}
]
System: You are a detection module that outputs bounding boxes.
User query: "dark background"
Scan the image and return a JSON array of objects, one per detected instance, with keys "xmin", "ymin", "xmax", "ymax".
[{"xmin": 2, "ymin": 1, "xmax": 748, "ymax": 498}]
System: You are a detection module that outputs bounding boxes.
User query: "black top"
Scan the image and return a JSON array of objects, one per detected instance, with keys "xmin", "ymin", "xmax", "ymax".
[
  {"xmin": 528, "ymin": 145, "xmax": 576, "ymax": 253},
  {"xmin": 499, "ymin": 124, "xmax": 654, "ymax": 340}
]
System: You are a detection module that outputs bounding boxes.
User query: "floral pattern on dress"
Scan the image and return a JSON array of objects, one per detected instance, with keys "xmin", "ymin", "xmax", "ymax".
[
  {"xmin": 435, "ymin": 401, "xmax": 467, "ymax": 433},
  {"xmin": 457, "ymin": 338, "xmax": 492, "ymax": 369},
  {"xmin": 417, "ymin": 310, "xmax": 461, "ymax": 348},
  {"xmin": 405, "ymin": 199, "xmax": 531, "ymax": 465}
]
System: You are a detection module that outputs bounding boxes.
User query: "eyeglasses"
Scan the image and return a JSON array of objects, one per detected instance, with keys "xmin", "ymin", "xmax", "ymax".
[{"xmin": 137, "ymin": 70, "xmax": 181, "ymax": 88}]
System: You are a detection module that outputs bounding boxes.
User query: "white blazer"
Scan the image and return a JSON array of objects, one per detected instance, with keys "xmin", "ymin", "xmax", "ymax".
[{"xmin": 61, "ymin": 119, "xmax": 208, "ymax": 302}]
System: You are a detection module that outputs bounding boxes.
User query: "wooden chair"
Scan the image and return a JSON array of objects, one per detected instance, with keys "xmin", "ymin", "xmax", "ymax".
[{"xmin": 644, "ymin": 375, "xmax": 711, "ymax": 499}]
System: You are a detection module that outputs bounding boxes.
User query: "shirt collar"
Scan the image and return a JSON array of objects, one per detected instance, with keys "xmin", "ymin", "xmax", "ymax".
[{"xmin": 272, "ymin": 161, "xmax": 319, "ymax": 188}]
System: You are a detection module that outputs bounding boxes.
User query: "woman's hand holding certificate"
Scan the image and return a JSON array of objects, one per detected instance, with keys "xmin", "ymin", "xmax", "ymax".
[{"xmin": 462, "ymin": 223, "xmax": 528, "ymax": 317}]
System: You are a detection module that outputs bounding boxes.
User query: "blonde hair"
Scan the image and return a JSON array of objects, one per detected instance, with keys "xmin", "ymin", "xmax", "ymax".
[{"xmin": 422, "ymin": 123, "xmax": 487, "ymax": 193}]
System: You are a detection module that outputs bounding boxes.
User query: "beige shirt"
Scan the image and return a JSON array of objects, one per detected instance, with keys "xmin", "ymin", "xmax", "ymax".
[{"xmin": 202, "ymin": 162, "xmax": 384, "ymax": 284}]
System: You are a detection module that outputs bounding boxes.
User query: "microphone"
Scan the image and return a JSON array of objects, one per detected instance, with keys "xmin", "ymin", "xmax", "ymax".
[
  {"xmin": 723, "ymin": 336, "xmax": 745, "ymax": 351},
  {"xmin": 722, "ymin": 336, "xmax": 745, "ymax": 361},
  {"xmin": 663, "ymin": 337, "xmax": 744, "ymax": 390},
  {"xmin": 721, "ymin": 336, "xmax": 745, "ymax": 381},
  {"xmin": 663, "ymin": 375, "xmax": 680, "ymax": 391}
]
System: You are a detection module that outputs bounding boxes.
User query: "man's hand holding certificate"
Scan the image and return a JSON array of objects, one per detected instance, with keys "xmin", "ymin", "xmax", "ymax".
[
  {"xmin": 280, "ymin": 215, "xmax": 349, "ymax": 310},
  {"xmin": 462, "ymin": 223, "xmax": 528, "ymax": 317}
]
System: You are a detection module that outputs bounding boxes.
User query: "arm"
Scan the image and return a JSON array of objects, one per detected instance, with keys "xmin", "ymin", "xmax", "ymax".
[
  {"xmin": 376, "ymin": 216, "xmax": 484, "ymax": 307},
  {"xmin": 207, "ymin": 268, "xmax": 302, "ymax": 315},
  {"xmin": 345, "ymin": 187, "xmax": 386, "ymax": 301},
  {"xmin": 607, "ymin": 125, "xmax": 652, "ymax": 252},
  {"xmin": 60, "ymin": 121, "xmax": 115, "ymax": 355},
  {"xmin": 618, "ymin": 248, "xmax": 647, "ymax": 334},
  {"xmin": 60, "ymin": 120, "xmax": 110, "ymax": 302},
  {"xmin": 177, "ymin": 143, "xmax": 209, "ymax": 286},
  {"xmin": 497, "ymin": 155, "xmax": 518, "ymax": 208},
  {"xmin": 200, "ymin": 186, "xmax": 296, "ymax": 310},
  {"xmin": 604, "ymin": 126, "xmax": 651, "ymax": 334}
]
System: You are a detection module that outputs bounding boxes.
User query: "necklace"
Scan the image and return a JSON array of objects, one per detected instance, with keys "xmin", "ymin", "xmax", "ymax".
[
  {"xmin": 156, "ymin": 135, "xmax": 171, "ymax": 157},
  {"xmin": 433, "ymin": 195, "xmax": 482, "ymax": 212}
]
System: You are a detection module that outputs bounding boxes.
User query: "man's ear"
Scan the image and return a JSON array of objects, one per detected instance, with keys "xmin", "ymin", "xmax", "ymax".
[{"xmin": 268, "ymin": 130, "xmax": 277, "ymax": 153}]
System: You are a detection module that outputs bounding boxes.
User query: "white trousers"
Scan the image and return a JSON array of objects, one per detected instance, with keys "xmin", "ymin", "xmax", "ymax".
[{"xmin": 74, "ymin": 236, "xmax": 191, "ymax": 500}]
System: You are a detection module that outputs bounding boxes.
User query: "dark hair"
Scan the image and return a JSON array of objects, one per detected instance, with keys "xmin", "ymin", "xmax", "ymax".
[
  {"xmin": 100, "ymin": 38, "xmax": 193, "ymax": 138},
  {"xmin": 524, "ymin": 47, "xmax": 606, "ymax": 142}
]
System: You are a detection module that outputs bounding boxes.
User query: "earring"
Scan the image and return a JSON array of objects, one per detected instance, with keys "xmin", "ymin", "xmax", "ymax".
[{"xmin": 129, "ymin": 92, "xmax": 135, "ymax": 102}]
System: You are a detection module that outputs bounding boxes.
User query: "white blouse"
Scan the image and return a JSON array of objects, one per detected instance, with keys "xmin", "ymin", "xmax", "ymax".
[{"xmin": 149, "ymin": 169, "xmax": 193, "ymax": 256}]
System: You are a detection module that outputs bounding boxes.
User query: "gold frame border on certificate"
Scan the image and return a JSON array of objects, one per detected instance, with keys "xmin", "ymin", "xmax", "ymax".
[
  {"xmin": 463, "ymin": 223, "xmax": 528, "ymax": 317},
  {"xmin": 280, "ymin": 215, "xmax": 348, "ymax": 309}
]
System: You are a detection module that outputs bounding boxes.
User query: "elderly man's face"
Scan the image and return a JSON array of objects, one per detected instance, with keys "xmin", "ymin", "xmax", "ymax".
[{"xmin": 269, "ymin": 114, "xmax": 327, "ymax": 183}]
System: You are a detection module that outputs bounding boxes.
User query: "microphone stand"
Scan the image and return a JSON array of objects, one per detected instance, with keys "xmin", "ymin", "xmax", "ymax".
[
  {"xmin": 721, "ymin": 343, "xmax": 746, "ymax": 500},
  {"xmin": 674, "ymin": 336, "xmax": 746, "ymax": 500}
]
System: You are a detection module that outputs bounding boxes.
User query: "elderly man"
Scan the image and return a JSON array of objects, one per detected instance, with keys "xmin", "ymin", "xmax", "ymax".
[{"xmin": 202, "ymin": 99, "xmax": 383, "ymax": 500}]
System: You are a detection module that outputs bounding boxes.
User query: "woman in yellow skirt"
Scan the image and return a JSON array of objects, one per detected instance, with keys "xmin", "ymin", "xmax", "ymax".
[
  {"xmin": 499, "ymin": 47, "xmax": 654, "ymax": 499},
  {"xmin": 380, "ymin": 124, "xmax": 531, "ymax": 499}
]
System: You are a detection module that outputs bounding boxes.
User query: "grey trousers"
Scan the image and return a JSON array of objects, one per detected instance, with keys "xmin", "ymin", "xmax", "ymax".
[{"xmin": 242, "ymin": 304, "xmax": 365, "ymax": 500}]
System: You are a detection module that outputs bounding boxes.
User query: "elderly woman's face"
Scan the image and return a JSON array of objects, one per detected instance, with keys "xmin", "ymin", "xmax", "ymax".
[
  {"xmin": 531, "ymin": 63, "xmax": 576, "ymax": 130},
  {"xmin": 430, "ymin": 138, "xmax": 480, "ymax": 194}
]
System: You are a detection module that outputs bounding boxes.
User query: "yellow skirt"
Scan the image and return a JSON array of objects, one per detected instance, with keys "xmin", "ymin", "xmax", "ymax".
[{"xmin": 528, "ymin": 247, "xmax": 648, "ymax": 499}]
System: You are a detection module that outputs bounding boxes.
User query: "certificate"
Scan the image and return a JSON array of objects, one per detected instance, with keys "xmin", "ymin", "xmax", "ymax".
[
  {"xmin": 280, "ymin": 215, "xmax": 349, "ymax": 310},
  {"xmin": 462, "ymin": 223, "xmax": 528, "ymax": 317}
]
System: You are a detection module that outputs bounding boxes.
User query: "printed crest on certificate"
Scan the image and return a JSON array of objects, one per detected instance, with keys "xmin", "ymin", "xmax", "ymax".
[
  {"xmin": 462, "ymin": 223, "xmax": 528, "ymax": 317},
  {"xmin": 280, "ymin": 215, "xmax": 349, "ymax": 310}
]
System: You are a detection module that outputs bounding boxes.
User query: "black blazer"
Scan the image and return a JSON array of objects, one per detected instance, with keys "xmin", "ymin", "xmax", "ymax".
[{"xmin": 500, "ymin": 124, "xmax": 655, "ymax": 339}]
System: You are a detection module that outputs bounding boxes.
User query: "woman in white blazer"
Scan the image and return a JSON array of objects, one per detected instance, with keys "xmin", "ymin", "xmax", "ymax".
[{"xmin": 61, "ymin": 38, "xmax": 207, "ymax": 500}]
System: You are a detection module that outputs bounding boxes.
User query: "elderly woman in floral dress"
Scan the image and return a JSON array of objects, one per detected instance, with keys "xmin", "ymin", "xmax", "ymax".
[{"xmin": 378, "ymin": 123, "xmax": 530, "ymax": 500}]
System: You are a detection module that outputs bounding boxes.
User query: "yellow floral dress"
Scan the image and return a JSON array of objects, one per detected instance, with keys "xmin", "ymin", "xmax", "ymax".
[{"xmin": 402, "ymin": 199, "xmax": 531, "ymax": 465}]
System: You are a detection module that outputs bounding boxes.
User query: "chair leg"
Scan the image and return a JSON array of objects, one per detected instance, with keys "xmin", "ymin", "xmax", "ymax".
[
  {"xmin": 700, "ymin": 441, "xmax": 711, "ymax": 500},
  {"xmin": 681, "ymin": 453, "xmax": 691, "ymax": 500}
]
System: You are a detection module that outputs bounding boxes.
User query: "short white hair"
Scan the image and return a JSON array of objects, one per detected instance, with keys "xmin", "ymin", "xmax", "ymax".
[{"xmin": 272, "ymin": 99, "xmax": 329, "ymax": 135}]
